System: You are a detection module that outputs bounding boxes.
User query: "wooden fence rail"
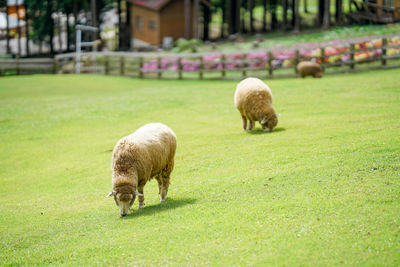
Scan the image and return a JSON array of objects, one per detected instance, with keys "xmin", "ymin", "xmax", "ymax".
[
  {"xmin": 52, "ymin": 36, "xmax": 400, "ymax": 80},
  {"xmin": 2, "ymin": 35, "xmax": 400, "ymax": 79},
  {"xmin": 0, "ymin": 57, "xmax": 55, "ymax": 75}
]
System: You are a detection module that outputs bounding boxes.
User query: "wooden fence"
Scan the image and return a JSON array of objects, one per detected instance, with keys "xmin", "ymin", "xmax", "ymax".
[
  {"xmin": 0, "ymin": 57, "xmax": 56, "ymax": 76},
  {"xmin": 2, "ymin": 35, "xmax": 400, "ymax": 79}
]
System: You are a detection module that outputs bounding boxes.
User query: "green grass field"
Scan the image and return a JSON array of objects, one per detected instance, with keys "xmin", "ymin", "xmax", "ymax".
[{"xmin": 0, "ymin": 70, "xmax": 399, "ymax": 265}]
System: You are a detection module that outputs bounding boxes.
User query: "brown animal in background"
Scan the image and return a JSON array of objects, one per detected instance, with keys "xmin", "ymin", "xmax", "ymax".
[
  {"xmin": 297, "ymin": 61, "xmax": 323, "ymax": 78},
  {"xmin": 108, "ymin": 123, "xmax": 177, "ymax": 216},
  {"xmin": 234, "ymin": 77, "xmax": 279, "ymax": 132}
]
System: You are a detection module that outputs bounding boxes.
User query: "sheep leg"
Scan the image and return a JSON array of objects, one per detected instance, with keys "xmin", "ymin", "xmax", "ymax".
[
  {"xmin": 156, "ymin": 176, "xmax": 162, "ymax": 195},
  {"xmin": 241, "ymin": 116, "xmax": 247, "ymax": 131},
  {"xmin": 248, "ymin": 121, "xmax": 255, "ymax": 131},
  {"xmin": 137, "ymin": 186, "xmax": 145, "ymax": 209},
  {"xmin": 160, "ymin": 177, "xmax": 170, "ymax": 202},
  {"xmin": 160, "ymin": 159, "xmax": 174, "ymax": 202}
]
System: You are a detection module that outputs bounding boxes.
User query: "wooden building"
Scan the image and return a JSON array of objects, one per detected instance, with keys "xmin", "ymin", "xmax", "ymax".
[
  {"xmin": 7, "ymin": 0, "xmax": 26, "ymax": 20},
  {"xmin": 128, "ymin": 0, "xmax": 211, "ymax": 47},
  {"xmin": 348, "ymin": 0, "xmax": 400, "ymax": 23}
]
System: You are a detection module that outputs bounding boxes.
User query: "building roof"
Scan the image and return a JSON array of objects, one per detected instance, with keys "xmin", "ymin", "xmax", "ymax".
[
  {"xmin": 130, "ymin": 0, "xmax": 171, "ymax": 11},
  {"xmin": 130, "ymin": 0, "xmax": 211, "ymax": 11}
]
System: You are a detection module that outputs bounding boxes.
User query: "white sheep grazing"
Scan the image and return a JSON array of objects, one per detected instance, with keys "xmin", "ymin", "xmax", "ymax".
[
  {"xmin": 107, "ymin": 123, "xmax": 177, "ymax": 216},
  {"xmin": 234, "ymin": 77, "xmax": 279, "ymax": 132}
]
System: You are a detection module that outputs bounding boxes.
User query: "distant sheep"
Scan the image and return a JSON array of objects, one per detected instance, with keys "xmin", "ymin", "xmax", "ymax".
[
  {"xmin": 234, "ymin": 77, "xmax": 279, "ymax": 132},
  {"xmin": 297, "ymin": 61, "xmax": 323, "ymax": 78},
  {"xmin": 108, "ymin": 123, "xmax": 177, "ymax": 216}
]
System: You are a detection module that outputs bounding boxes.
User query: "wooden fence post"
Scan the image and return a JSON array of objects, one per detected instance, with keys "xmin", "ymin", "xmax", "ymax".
[
  {"xmin": 53, "ymin": 57, "xmax": 58, "ymax": 74},
  {"xmin": 320, "ymin": 47, "xmax": 325, "ymax": 72},
  {"xmin": 268, "ymin": 51, "xmax": 273, "ymax": 77},
  {"xmin": 120, "ymin": 56, "xmax": 125, "ymax": 76},
  {"xmin": 350, "ymin": 43, "xmax": 355, "ymax": 70},
  {"xmin": 178, "ymin": 57, "xmax": 183, "ymax": 79},
  {"xmin": 16, "ymin": 55, "xmax": 20, "ymax": 75},
  {"xmin": 157, "ymin": 57, "xmax": 162, "ymax": 79},
  {"xmin": 105, "ymin": 56, "xmax": 110, "ymax": 75},
  {"xmin": 242, "ymin": 53, "xmax": 247, "ymax": 78},
  {"xmin": 72, "ymin": 57, "xmax": 76, "ymax": 74},
  {"xmin": 87, "ymin": 55, "xmax": 92, "ymax": 73},
  {"xmin": 382, "ymin": 38, "xmax": 387, "ymax": 66},
  {"xmin": 139, "ymin": 57, "xmax": 143, "ymax": 78},
  {"xmin": 199, "ymin": 56, "xmax": 203, "ymax": 80},
  {"xmin": 221, "ymin": 54, "xmax": 226, "ymax": 78},
  {"xmin": 294, "ymin": 50, "xmax": 300, "ymax": 75}
]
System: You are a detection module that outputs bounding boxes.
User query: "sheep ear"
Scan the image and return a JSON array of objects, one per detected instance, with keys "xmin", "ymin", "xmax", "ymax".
[
  {"xmin": 135, "ymin": 191, "xmax": 144, "ymax": 197},
  {"xmin": 106, "ymin": 192, "xmax": 114, "ymax": 197},
  {"xmin": 261, "ymin": 118, "xmax": 267, "ymax": 124}
]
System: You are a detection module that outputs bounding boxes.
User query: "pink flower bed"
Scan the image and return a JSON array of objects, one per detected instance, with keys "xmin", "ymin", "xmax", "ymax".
[{"xmin": 142, "ymin": 36, "xmax": 400, "ymax": 73}]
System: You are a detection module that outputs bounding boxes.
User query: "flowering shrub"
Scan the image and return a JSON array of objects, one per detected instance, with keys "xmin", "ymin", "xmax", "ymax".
[{"xmin": 142, "ymin": 36, "xmax": 400, "ymax": 73}]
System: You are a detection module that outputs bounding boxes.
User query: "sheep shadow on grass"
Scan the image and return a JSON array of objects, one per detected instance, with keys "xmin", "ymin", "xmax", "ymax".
[
  {"xmin": 122, "ymin": 198, "xmax": 197, "ymax": 219},
  {"xmin": 247, "ymin": 127, "xmax": 286, "ymax": 135}
]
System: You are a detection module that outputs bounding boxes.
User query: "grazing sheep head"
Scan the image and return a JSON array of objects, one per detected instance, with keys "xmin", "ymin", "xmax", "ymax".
[
  {"xmin": 315, "ymin": 72, "xmax": 323, "ymax": 78},
  {"xmin": 261, "ymin": 113, "xmax": 279, "ymax": 132},
  {"xmin": 107, "ymin": 187, "xmax": 143, "ymax": 217}
]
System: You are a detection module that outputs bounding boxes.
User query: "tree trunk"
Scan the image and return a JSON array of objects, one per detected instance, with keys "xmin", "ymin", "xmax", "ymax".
[
  {"xmin": 291, "ymin": 0, "xmax": 296, "ymax": 27},
  {"xmin": 56, "ymin": 1, "xmax": 63, "ymax": 53},
  {"xmin": 227, "ymin": 0, "xmax": 232, "ymax": 34},
  {"xmin": 304, "ymin": 0, "xmax": 309, "ymax": 13},
  {"xmin": 294, "ymin": 0, "xmax": 300, "ymax": 32},
  {"xmin": 126, "ymin": 1, "xmax": 132, "ymax": 50},
  {"xmin": 47, "ymin": 0, "xmax": 54, "ymax": 55},
  {"xmin": 91, "ymin": 0, "xmax": 97, "ymax": 27},
  {"xmin": 90, "ymin": 0, "xmax": 99, "ymax": 45},
  {"xmin": 283, "ymin": 0, "xmax": 288, "ymax": 30},
  {"xmin": 241, "ymin": 6, "xmax": 246, "ymax": 33},
  {"xmin": 16, "ymin": 0, "xmax": 21, "ymax": 56},
  {"xmin": 24, "ymin": 3, "xmax": 30, "ymax": 56},
  {"xmin": 193, "ymin": 0, "xmax": 199, "ymax": 39},
  {"xmin": 263, "ymin": 0, "xmax": 267, "ymax": 32},
  {"xmin": 318, "ymin": 0, "xmax": 324, "ymax": 26},
  {"xmin": 220, "ymin": 0, "xmax": 225, "ymax": 38},
  {"xmin": 117, "ymin": 0, "xmax": 122, "ymax": 50},
  {"xmin": 335, "ymin": 0, "xmax": 343, "ymax": 24},
  {"xmin": 203, "ymin": 4, "xmax": 211, "ymax": 40},
  {"xmin": 229, "ymin": 0, "xmax": 241, "ymax": 34},
  {"xmin": 66, "ymin": 12, "xmax": 71, "ymax": 51},
  {"xmin": 73, "ymin": 0, "xmax": 78, "ymax": 48},
  {"xmin": 236, "ymin": 0, "xmax": 241, "ymax": 33},
  {"xmin": 184, "ymin": 0, "xmax": 191, "ymax": 39},
  {"xmin": 271, "ymin": 0, "xmax": 278, "ymax": 30},
  {"xmin": 322, "ymin": 0, "xmax": 330, "ymax": 28},
  {"xmin": 6, "ymin": 4, "xmax": 10, "ymax": 54},
  {"xmin": 249, "ymin": 0, "xmax": 254, "ymax": 33},
  {"xmin": 73, "ymin": 0, "xmax": 78, "ymax": 24}
]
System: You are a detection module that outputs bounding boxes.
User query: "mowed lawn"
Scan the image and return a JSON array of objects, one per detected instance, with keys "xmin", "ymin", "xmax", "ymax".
[{"xmin": 0, "ymin": 70, "xmax": 399, "ymax": 266}]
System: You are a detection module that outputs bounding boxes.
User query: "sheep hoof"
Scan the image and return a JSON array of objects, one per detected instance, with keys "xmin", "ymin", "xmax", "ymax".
[
  {"xmin": 138, "ymin": 203, "xmax": 145, "ymax": 209},
  {"xmin": 160, "ymin": 197, "xmax": 167, "ymax": 202}
]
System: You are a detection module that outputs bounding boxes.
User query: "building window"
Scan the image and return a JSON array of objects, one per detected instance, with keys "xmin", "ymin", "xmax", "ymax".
[
  {"xmin": 149, "ymin": 20, "xmax": 156, "ymax": 30},
  {"xmin": 136, "ymin": 16, "xmax": 143, "ymax": 31},
  {"xmin": 383, "ymin": 0, "xmax": 394, "ymax": 7}
]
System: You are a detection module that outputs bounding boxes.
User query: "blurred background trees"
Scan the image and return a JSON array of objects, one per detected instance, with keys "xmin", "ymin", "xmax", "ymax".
[{"xmin": 0, "ymin": 0, "xmax": 396, "ymax": 57}]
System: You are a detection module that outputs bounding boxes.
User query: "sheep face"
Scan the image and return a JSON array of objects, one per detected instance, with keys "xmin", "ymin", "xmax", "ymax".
[
  {"xmin": 261, "ymin": 114, "xmax": 278, "ymax": 132},
  {"xmin": 115, "ymin": 192, "xmax": 135, "ymax": 217},
  {"xmin": 107, "ymin": 190, "xmax": 143, "ymax": 216}
]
